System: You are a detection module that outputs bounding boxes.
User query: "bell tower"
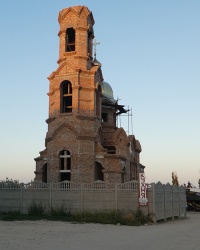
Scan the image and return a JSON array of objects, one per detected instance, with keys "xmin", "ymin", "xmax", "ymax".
[
  {"xmin": 34, "ymin": 5, "xmax": 145, "ymax": 184},
  {"xmin": 34, "ymin": 6, "xmax": 103, "ymax": 183},
  {"xmin": 48, "ymin": 6, "xmax": 101, "ymax": 118}
]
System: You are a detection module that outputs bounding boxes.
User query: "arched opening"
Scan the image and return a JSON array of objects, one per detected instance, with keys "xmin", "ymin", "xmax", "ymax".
[
  {"xmin": 96, "ymin": 85, "xmax": 102, "ymax": 118},
  {"xmin": 102, "ymin": 113, "xmax": 108, "ymax": 122},
  {"xmin": 121, "ymin": 166, "xmax": 125, "ymax": 183},
  {"xmin": 94, "ymin": 162, "xmax": 104, "ymax": 181},
  {"xmin": 66, "ymin": 28, "xmax": 75, "ymax": 52},
  {"xmin": 59, "ymin": 150, "xmax": 71, "ymax": 181},
  {"xmin": 87, "ymin": 29, "xmax": 93, "ymax": 56},
  {"xmin": 42, "ymin": 163, "xmax": 47, "ymax": 183},
  {"xmin": 60, "ymin": 81, "xmax": 72, "ymax": 113}
]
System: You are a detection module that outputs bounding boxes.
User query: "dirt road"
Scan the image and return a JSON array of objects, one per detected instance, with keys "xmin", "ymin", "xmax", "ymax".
[{"xmin": 0, "ymin": 212, "xmax": 199, "ymax": 250}]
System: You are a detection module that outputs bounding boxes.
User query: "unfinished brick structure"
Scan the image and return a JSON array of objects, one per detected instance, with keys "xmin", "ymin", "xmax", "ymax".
[{"xmin": 34, "ymin": 5, "xmax": 145, "ymax": 183}]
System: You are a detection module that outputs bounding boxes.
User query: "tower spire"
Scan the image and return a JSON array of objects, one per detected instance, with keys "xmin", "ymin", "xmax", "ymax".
[{"xmin": 93, "ymin": 39, "xmax": 101, "ymax": 66}]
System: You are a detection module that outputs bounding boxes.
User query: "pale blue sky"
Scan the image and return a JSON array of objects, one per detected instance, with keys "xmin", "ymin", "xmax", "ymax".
[{"xmin": 0, "ymin": 0, "xmax": 199, "ymax": 186}]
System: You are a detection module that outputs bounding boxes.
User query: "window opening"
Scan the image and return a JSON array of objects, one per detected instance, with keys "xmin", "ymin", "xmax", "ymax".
[
  {"xmin": 107, "ymin": 146, "xmax": 116, "ymax": 154},
  {"xmin": 42, "ymin": 163, "xmax": 47, "ymax": 183},
  {"xmin": 94, "ymin": 162, "xmax": 104, "ymax": 181},
  {"xmin": 60, "ymin": 150, "xmax": 71, "ymax": 181},
  {"xmin": 96, "ymin": 85, "xmax": 101, "ymax": 118},
  {"xmin": 88, "ymin": 31, "xmax": 93, "ymax": 56},
  {"xmin": 121, "ymin": 167, "xmax": 125, "ymax": 183},
  {"xmin": 61, "ymin": 81, "xmax": 72, "ymax": 113},
  {"xmin": 102, "ymin": 113, "xmax": 108, "ymax": 122},
  {"xmin": 66, "ymin": 28, "xmax": 75, "ymax": 52}
]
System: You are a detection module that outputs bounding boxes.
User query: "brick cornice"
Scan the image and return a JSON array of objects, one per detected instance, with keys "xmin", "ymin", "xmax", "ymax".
[
  {"xmin": 104, "ymin": 154, "xmax": 127, "ymax": 161},
  {"xmin": 77, "ymin": 135, "xmax": 95, "ymax": 140},
  {"xmin": 74, "ymin": 55, "xmax": 88, "ymax": 60},
  {"xmin": 75, "ymin": 26, "xmax": 87, "ymax": 31},
  {"xmin": 58, "ymin": 30, "xmax": 65, "ymax": 36},
  {"xmin": 76, "ymin": 115, "xmax": 96, "ymax": 121}
]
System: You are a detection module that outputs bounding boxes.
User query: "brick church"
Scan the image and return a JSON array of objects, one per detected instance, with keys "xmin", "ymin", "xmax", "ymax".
[{"xmin": 34, "ymin": 5, "xmax": 145, "ymax": 183}]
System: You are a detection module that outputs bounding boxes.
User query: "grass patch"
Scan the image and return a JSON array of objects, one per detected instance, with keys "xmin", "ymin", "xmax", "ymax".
[
  {"xmin": 0, "ymin": 204, "xmax": 152, "ymax": 226},
  {"xmin": 0, "ymin": 211, "xmax": 23, "ymax": 221},
  {"xmin": 28, "ymin": 202, "xmax": 46, "ymax": 216}
]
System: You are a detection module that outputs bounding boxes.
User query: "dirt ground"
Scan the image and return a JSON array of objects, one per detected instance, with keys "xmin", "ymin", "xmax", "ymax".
[{"xmin": 0, "ymin": 212, "xmax": 199, "ymax": 250}]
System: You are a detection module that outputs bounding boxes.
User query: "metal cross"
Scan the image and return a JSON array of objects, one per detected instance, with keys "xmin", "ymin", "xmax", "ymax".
[{"xmin": 93, "ymin": 39, "xmax": 100, "ymax": 58}]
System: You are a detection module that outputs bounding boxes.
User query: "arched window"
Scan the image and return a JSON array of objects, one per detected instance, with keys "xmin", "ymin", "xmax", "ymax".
[
  {"xmin": 96, "ymin": 85, "xmax": 101, "ymax": 118},
  {"xmin": 121, "ymin": 166, "xmax": 125, "ymax": 183},
  {"xmin": 60, "ymin": 81, "xmax": 72, "ymax": 113},
  {"xmin": 66, "ymin": 28, "xmax": 75, "ymax": 52},
  {"xmin": 42, "ymin": 163, "xmax": 47, "ymax": 183},
  {"xmin": 59, "ymin": 150, "xmax": 71, "ymax": 181},
  {"xmin": 94, "ymin": 162, "xmax": 104, "ymax": 181},
  {"xmin": 87, "ymin": 30, "xmax": 93, "ymax": 56}
]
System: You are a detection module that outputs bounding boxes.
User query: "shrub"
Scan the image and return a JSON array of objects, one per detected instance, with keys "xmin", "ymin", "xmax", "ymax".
[
  {"xmin": 70, "ymin": 210, "xmax": 152, "ymax": 226},
  {"xmin": 0, "ymin": 211, "xmax": 22, "ymax": 221},
  {"xmin": 0, "ymin": 207, "xmax": 152, "ymax": 226},
  {"xmin": 50, "ymin": 205, "xmax": 72, "ymax": 221},
  {"xmin": 132, "ymin": 209, "xmax": 152, "ymax": 225},
  {"xmin": 28, "ymin": 202, "xmax": 46, "ymax": 216}
]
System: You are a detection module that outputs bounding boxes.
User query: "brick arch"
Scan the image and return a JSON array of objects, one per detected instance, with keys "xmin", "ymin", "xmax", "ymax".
[
  {"xmin": 48, "ymin": 61, "xmax": 78, "ymax": 81},
  {"xmin": 112, "ymin": 128, "xmax": 129, "ymax": 146},
  {"xmin": 78, "ymin": 6, "xmax": 91, "ymax": 17},
  {"xmin": 135, "ymin": 140, "xmax": 142, "ymax": 153},
  {"xmin": 58, "ymin": 6, "xmax": 91, "ymax": 23},
  {"xmin": 48, "ymin": 122, "xmax": 79, "ymax": 143},
  {"xmin": 128, "ymin": 135, "xmax": 142, "ymax": 153},
  {"xmin": 58, "ymin": 8, "xmax": 78, "ymax": 23},
  {"xmin": 128, "ymin": 135, "xmax": 136, "ymax": 144}
]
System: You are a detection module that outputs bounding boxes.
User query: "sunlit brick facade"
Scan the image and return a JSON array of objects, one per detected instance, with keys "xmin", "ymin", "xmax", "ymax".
[{"xmin": 34, "ymin": 5, "xmax": 145, "ymax": 183}]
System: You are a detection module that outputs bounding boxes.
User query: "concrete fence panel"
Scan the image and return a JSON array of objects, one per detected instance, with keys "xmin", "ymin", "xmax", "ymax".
[
  {"xmin": 0, "ymin": 180, "xmax": 186, "ymax": 222},
  {"xmin": 164, "ymin": 183, "xmax": 173, "ymax": 219},
  {"xmin": 154, "ymin": 182, "xmax": 165, "ymax": 221}
]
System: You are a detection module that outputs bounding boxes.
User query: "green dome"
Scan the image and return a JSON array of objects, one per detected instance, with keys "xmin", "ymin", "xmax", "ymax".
[{"xmin": 100, "ymin": 81, "xmax": 116, "ymax": 103}]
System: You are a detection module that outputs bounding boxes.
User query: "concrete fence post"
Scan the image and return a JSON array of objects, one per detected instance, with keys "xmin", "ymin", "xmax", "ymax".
[
  {"xmin": 115, "ymin": 183, "xmax": 118, "ymax": 212},
  {"xmin": 163, "ymin": 184, "xmax": 166, "ymax": 221},
  {"xmin": 178, "ymin": 187, "xmax": 181, "ymax": 218},
  {"xmin": 80, "ymin": 183, "xmax": 83, "ymax": 212},
  {"xmin": 172, "ymin": 185, "xmax": 174, "ymax": 220},
  {"xmin": 151, "ymin": 183, "xmax": 156, "ymax": 223},
  {"xmin": 49, "ymin": 183, "xmax": 52, "ymax": 212},
  {"xmin": 20, "ymin": 183, "xmax": 24, "ymax": 214}
]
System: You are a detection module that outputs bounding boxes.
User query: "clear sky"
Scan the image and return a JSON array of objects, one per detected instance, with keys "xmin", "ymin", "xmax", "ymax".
[{"xmin": 0, "ymin": 0, "xmax": 199, "ymax": 186}]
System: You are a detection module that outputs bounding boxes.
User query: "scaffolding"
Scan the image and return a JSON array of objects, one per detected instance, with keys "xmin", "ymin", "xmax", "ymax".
[{"xmin": 117, "ymin": 106, "xmax": 133, "ymax": 136}]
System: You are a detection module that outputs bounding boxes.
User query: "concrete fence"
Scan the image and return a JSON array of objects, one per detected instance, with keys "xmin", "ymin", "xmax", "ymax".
[
  {"xmin": 0, "ymin": 180, "xmax": 186, "ymax": 222},
  {"xmin": 148, "ymin": 182, "xmax": 186, "ymax": 221}
]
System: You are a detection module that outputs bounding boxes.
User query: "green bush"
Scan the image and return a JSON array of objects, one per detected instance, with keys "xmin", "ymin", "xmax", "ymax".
[
  {"xmin": 72, "ymin": 210, "xmax": 122, "ymax": 224},
  {"xmin": 28, "ymin": 202, "xmax": 46, "ymax": 216},
  {"xmin": 68, "ymin": 210, "xmax": 152, "ymax": 226},
  {"xmin": 50, "ymin": 205, "xmax": 72, "ymax": 220},
  {"xmin": 0, "ymin": 211, "xmax": 28, "ymax": 221},
  {"xmin": 0, "ymin": 208, "xmax": 152, "ymax": 226},
  {"xmin": 131, "ymin": 209, "xmax": 152, "ymax": 225}
]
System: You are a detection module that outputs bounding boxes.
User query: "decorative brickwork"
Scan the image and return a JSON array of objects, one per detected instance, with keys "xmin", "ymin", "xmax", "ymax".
[{"xmin": 34, "ymin": 5, "xmax": 145, "ymax": 183}]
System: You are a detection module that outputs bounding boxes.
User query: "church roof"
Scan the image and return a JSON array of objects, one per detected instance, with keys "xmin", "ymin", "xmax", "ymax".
[
  {"xmin": 100, "ymin": 81, "xmax": 116, "ymax": 104},
  {"xmin": 100, "ymin": 81, "xmax": 129, "ymax": 114}
]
